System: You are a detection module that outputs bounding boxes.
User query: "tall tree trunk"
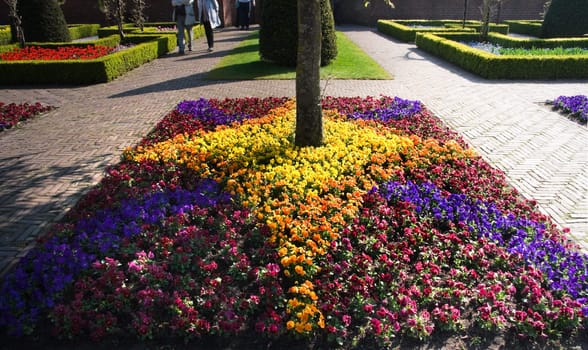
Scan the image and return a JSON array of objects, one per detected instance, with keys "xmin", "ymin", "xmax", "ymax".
[
  {"xmin": 295, "ymin": 0, "xmax": 323, "ymax": 147},
  {"xmin": 462, "ymin": 0, "xmax": 468, "ymax": 28},
  {"xmin": 116, "ymin": 0, "xmax": 125, "ymax": 39},
  {"xmin": 6, "ymin": 0, "xmax": 26, "ymax": 47}
]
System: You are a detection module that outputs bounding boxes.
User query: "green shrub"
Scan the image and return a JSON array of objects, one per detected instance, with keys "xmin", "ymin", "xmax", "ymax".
[
  {"xmin": 415, "ymin": 32, "xmax": 588, "ymax": 79},
  {"xmin": 541, "ymin": 0, "xmax": 588, "ymax": 38},
  {"xmin": 503, "ymin": 20, "xmax": 543, "ymax": 37},
  {"xmin": 17, "ymin": 0, "xmax": 71, "ymax": 42},
  {"xmin": 320, "ymin": 0, "xmax": 337, "ymax": 66},
  {"xmin": 259, "ymin": 0, "xmax": 337, "ymax": 67},
  {"xmin": 376, "ymin": 20, "xmax": 477, "ymax": 43},
  {"xmin": 0, "ymin": 33, "xmax": 179, "ymax": 85},
  {"xmin": 0, "ymin": 26, "xmax": 11, "ymax": 45},
  {"xmin": 68, "ymin": 24, "xmax": 101, "ymax": 41}
]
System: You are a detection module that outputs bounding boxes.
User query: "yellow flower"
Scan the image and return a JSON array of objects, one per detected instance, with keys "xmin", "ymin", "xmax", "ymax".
[{"xmin": 294, "ymin": 265, "xmax": 306, "ymax": 276}]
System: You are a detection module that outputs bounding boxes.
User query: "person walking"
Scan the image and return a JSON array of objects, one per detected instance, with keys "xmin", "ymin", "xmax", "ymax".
[
  {"xmin": 236, "ymin": 0, "xmax": 254, "ymax": 30},
  {"xmin": 184, "ymin": 0, "xmax": 196, "ymax": 51},
  {"xmin": 197, "ymin": 0, "xmax": 221, "ymax": 52},
  {"xmin": 171, "ymin": 0, "xmax": 191, "ymax": 54}
]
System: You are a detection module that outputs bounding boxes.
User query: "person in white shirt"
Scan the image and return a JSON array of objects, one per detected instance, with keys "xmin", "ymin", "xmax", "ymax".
[{"xmin": 197, "ymin": 0, "xmax": 221, "ymax": 52}]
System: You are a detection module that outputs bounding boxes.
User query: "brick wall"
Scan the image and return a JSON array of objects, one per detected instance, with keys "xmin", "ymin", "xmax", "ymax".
[
  {"xmin": 0, "ymin": 0, "xmax": 545, "ymax": 28},
  {"xmin": 333, "ymin": 0, "xmax": 547, "ymax": 25}
]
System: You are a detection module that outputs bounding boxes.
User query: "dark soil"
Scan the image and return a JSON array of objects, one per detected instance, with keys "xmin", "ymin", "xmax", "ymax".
[{"xmin": 2, "ymin": 328, "xmax": 587, "ymax": 350}]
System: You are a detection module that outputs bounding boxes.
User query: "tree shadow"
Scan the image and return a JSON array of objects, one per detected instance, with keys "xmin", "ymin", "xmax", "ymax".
[{"xmin": 0, "ymin": 151, "xmax": 113, "ymax": 276}]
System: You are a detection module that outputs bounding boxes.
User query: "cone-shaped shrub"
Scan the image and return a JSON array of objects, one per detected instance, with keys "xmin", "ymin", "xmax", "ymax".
[
  {"xmin": 259, "ymin": 0, "xmax": 337, "ymax": 67},
  {"xmin": 18, "ymin": 0, "xmax": 71, "ymax": 42},
  {"xmin": 541, "ymin": 0, "xmax": 588, "ymax": 38}
]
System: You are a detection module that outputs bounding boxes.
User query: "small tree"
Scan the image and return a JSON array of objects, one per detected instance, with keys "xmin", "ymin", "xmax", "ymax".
[
  {"xmin": 130, "ymin": 0, "xmax": 148, "ymax": 32},
  {"xmin": 4, "ymin": 0, "xmax": 25, "ymax": 47},
  {"xmin": 17, "ymin": 0, "xmax": 70, "ymax": 42},
  {"xmin": 479, "ymin": 0, "xmax": 500, "ymax": 41},
  {"xmin": 99, "ymin": 0, "xmax": 126, "ymax": 39},
  {"xmin": 462, "ymin": 0, "xmax": 468, "ymax": 28}
]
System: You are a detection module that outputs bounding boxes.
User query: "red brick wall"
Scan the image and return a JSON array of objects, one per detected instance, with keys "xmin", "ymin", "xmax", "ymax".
[
  {"xmin": 333, "ymin": 0, "xmax": 546, "ymax": 25},
  {"xmin": 0, "ymin": 0, "xmax": 544, "ymax": 28}
]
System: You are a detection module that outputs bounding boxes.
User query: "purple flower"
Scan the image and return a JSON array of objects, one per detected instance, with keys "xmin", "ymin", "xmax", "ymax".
[
  {"xmin": 549, "ymin": 95, "xmax": 588, "ymax": 124},
  {"xmin": 377, "ymin": 180, "xmax": 588, "ymax": 315},
  {"xmin": 0, "ymin": 179, "xmax": 230, "ymax": 335},
  {"xmin": 176, "ymin": 98, "xmax": 251, "ymax": 126},
  {"xmin": 348, "ymin": 97, "xmax": 422, "ymax": 122}
]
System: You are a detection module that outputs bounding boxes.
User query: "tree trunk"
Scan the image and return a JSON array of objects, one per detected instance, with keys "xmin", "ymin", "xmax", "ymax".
[
  {"xmin": 295, "ymin": 0, "xmax": 323, "ymax": 147},
  {"xmin": 116, "ymin": 0, "xmax": 125, "ymax": 39},
  {"xmin": 462, "ymin": 0, "xmax": 468, "ymax": 28},
  {"xmin": 5, "ymin": 0, "xmax": 26, "ymax": 47}
]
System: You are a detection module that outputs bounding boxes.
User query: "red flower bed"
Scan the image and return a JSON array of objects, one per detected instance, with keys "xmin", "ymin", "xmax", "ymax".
[
  {"xmin": 0, "ymin": 102, "xmax": 55, "ymax": 131},
  {"xmin": 0, "ymin": 45, "xmax": 114, "ymax": 61}
]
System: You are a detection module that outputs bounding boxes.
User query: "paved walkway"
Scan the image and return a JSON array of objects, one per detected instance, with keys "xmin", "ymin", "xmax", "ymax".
[{"xmin": 0, "ymin": 25, "xmax": 586, "ymax": 276}]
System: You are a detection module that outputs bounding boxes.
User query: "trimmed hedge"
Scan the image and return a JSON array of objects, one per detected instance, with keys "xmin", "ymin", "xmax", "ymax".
[
  {"xmin": 0, "ymin": 24, "xmax": 101, "ymax": 45},
  {"xmin": 376, "ymin": 19, "xmax": 508, "ymax": 43},
  {"xmin": 68, "ymin": 24, "xmax": 101, "ymax": 41},
  {"xmin": 503, "ymin": 20, "xmax": 543, "ymax": 37},
  {"xmin": 0, "ymin": 34, "xmax": 177, "ymax": 85},
  {"xmin": 415, "ymin": 31, "xmax": 588, "ymax": 79},
  {"xmin": 0, "ymin": 26, "xmax": 10, "ymax": 45}
]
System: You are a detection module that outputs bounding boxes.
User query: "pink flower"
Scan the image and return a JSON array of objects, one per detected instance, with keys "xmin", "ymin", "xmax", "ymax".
[{"xmin": 370, "ymin": 318, "xmax": 382, "ymax": 335}]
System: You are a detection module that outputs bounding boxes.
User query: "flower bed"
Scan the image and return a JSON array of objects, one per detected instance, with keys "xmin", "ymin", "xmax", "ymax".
[
  {"xmin": 0, "ymin": 96, "xmax": 586, "ymax": 348},
  {"xmin": 0, "ymin": 45, "xmax": 115, "ymax": 61},
  {"xmin": 0, "ymin": 102, "xmax": 55, "ymax": 131},
  {"xmin": 546, "ymin": 95, "xmax": 588, "ymax": 125},
  {"xmin": 0, "ymin": 34, "xmax": 176, "ymax": 85}
]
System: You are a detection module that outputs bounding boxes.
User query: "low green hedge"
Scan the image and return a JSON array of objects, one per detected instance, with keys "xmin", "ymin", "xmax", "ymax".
[
  {"xmin": 68, "ymin": 24, "xmax": 101, "ymax": 41},
  {"xmin": 0, "ymin": 24, "xmax": 101, "ymax": 45},
  {"xmin": 503, "ymin": 20, "xmax": 543, "ymax": 37},
  {"xmin": 0, "ymin": 34, "xmax": 175, "ymax": 85},
  {"xmin": 376, "ymin": 19, "xmax": 510, "ymax": 43},
  {"xmin": 0, "ymin": 26, "xmax": 10, "ymax": 45},
  {"xmin": 97, "ymin": 22, "xmax": 197, "ymax": 38},
  {"xmin": 415, "ymin": 31, "xmax": 588, "ymax": 79}
]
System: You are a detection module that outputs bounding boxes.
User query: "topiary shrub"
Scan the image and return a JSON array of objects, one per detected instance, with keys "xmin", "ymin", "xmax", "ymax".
[
  {"xmin": 541, "ymin": 0, "xmax": 588, "ymax": 38},
  {"xmin": 18, "ymin": 0, "xmax": 71, "ymax": 42},
  {"xmin": 259, "ymin": 0, "xmax": 337, "ymax": 67},
  {"xmin": 320, "ymin": 0, "xmax": 337, "ymax": 66}
]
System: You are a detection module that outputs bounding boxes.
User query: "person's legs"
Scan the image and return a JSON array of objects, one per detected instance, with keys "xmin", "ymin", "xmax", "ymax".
[
  {"xmin": 238, "ymin": 3, "xmax": 246, "ymax": 29},
  {"xmin": 244, "ymin": 2, "xmax": 250, "ymax": 29},
  {"xmin": 176, "ymin": 15, "xmax": 186, "ymax": 54},
  {"xmin": 185, "ymin": 25, "xmax": 193, "ymax": 51},
  {"xmin": 204, "ymin": 20, "xmax": 214, "ymax": 51}
]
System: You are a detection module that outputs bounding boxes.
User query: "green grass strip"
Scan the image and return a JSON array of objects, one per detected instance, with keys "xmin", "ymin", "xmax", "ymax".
[
  {"xmin": 499, "ymin": 46, "xmax": 588, "ymax": 56},
  {"xmin": 206, "ymin": 31, "xmax": 392, "ymax": 80}
]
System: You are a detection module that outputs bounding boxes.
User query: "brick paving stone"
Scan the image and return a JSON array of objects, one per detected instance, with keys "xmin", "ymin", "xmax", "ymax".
[{"xmin": 0, "ymin": 25, "xmax": 586, "ymax": 276}]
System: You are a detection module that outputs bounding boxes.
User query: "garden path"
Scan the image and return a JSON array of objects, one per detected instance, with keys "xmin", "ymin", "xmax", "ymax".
[{"xmin": 0, "ymin": 25, "xmax": 586, "ymax": 276}]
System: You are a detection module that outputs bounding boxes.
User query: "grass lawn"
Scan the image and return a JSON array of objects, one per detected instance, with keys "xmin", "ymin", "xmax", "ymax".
[{"xmin": 206, "ymin": 31, "xmax": 392, "ymax": 80}]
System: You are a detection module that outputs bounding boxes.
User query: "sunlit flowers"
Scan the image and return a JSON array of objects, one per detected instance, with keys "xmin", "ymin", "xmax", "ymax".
[
  {"xmin": 0, "ymin": 96, "xmax": 585, "ymax": 349},
  {"xmin": 0, "ymin": 101, "xmax": 55, "ymax": 131},
  {"xmin": 0, "ymin": 45, "xmax": 115, "ymax": 61},
  {"xmin": 547, "ymin": 95, "xmax": 588, "ymax": 125}
]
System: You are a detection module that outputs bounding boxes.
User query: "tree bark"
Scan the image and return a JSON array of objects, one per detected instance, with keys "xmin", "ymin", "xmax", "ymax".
[{"xmin": 295, "ymin": 0, "xmax": 323, "ymax": 147}]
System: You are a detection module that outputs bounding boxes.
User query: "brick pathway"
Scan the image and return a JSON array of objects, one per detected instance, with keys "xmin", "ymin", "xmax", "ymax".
[{"xmin": 0, "ymin": 25, "xmax": 586, "ymax": 276}]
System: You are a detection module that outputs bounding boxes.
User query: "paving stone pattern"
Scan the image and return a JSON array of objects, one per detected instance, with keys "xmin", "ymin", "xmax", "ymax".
[{"xmin": 0, "ymin": 26, "xmax": 586, "ymax": 276}]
